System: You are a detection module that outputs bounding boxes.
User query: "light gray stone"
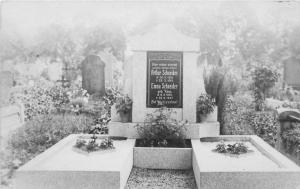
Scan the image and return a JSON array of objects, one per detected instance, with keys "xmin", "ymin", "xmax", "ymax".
[
  {"xmin": 15, "ymin": 134, "xmax": 135, "ymax": 189},
  {"xmin": 192, "ymin": 135, "xmax": 300, "ymax": 189},
  {"xmin": 133, "ymin": 147, "xmax": 192, "ymax": 170}
]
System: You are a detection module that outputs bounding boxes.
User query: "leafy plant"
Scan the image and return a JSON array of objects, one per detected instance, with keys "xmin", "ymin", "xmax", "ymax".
[
  {"xmin": 250, "ymin": 67, "xmax": 279, "ymax": 111},
  {"xmin": 115, "ymin": 94, "xmax": 132, "ymax": 114},
  {"xmin": 135, "ymin": 107, "xmax": 188, "ymax": 147},
  {"xmin": 214, "ymin": 141, "xmax": 250, "ymax": 155},
  {"xmin": 196, "ymin": 93, "xmax": 216, "ymax": 115}
]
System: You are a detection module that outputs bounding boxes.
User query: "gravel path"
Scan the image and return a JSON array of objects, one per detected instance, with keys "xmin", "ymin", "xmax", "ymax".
[{"xmin": 126, "ymin": 168, "xmax": 197, "ymax": 189}]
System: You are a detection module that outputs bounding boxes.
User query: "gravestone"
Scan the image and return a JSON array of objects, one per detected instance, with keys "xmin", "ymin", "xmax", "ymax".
[
  {"xmin": 125, "ymin": 23, "xmax": 204, "ymax": 123},
  {"xmin": 284, "ymin": 57, "xmax": 300, "ymax": 90},
  {"xmin": 0, "ymin": 71, "xmax": 14, "ymax": 106},
  {"xmin": 81, "ymin": 55, "xmax": 105, "ymax": 96}
]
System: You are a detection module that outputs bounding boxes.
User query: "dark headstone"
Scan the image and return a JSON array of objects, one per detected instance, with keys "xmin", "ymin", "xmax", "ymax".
[
  {"xmin": 278, "ymin": 110, "xmax": 300, "ymax": 122},
  {"xmin": 146, "ymin": 51, "xmax": 183, "ymax": 108},
  {"xmin": 81, "ymin": 55, "xmax": 105, "ymax": 96}
]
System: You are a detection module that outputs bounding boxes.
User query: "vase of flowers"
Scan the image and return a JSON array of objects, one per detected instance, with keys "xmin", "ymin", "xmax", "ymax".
[
  {"xmin": 115, "ymin": 94, "xmax": 132, "ymax": 122},
  {"xmin": 196, "ymin": 93, "xmax": 217, "ymax": 122}
]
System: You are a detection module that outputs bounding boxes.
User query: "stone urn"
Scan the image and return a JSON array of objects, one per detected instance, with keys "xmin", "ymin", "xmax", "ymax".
[{"xmin": 119, "ymin": 111, "xmax": 131, "ymax": 123}]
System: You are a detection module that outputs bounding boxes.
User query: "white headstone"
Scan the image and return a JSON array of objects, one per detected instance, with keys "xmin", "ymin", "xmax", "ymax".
[{"xmin": 125, "ymin": 23, "xmax": 204, "ymax": 123}]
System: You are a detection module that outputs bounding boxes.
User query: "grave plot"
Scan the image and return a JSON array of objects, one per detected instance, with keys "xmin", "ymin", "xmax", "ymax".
[
  {"xmin": 192, "ymin": 135, "xmax": 300, "ymax": 189},
  {"xmin": 15, "ymin": 134, "xmax": 135, "ymax": 189}
]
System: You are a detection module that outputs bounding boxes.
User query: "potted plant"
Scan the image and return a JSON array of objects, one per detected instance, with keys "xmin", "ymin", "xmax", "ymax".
[
  {"xmin": 196, "ymin": 93, "xmax": 216, "ymax": 122},
  {"xmin": 134, "ymin": 107, "xmax": 192, "ymax": 169},
  {"xmin": 115, "ymin": 94, "xmax": 132, "ymax": 122}
]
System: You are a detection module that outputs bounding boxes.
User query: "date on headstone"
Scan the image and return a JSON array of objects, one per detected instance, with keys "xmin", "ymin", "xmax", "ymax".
[{"xmin": 146, "ymin": 51, "xmax": 183, "ymax": 108}]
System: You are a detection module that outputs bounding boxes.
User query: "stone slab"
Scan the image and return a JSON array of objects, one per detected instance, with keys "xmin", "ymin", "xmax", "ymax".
[
  {"xmin": 15, "ymin": 134, "xmax": 135, "ymax": 189},
  {"xmin": 108, "ymin": 122, "xmax": 220, "ymax": 139},
  {"xmin": 133, "ymin": 147, "xmax": 192, "ymax": 170},
  {"xmin": 191, "ymin": 135, "xmax": 300, "ymax": 189}
]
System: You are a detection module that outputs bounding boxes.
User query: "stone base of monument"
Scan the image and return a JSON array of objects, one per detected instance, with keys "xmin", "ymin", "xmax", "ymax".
[
  {"xmin": 133, "ymin": 146, "xmax": 192, "ymax": 170},
  {"xmin": 108, "ymin": 122, "xmax": 220, "ymax": 139},
  {"xmin": 15, "ymin": 135, "xmax": 135, "ymax": 189},
  {"xmin": 191, "ymin": 135, "xmax": 300, "ymax": 189}
]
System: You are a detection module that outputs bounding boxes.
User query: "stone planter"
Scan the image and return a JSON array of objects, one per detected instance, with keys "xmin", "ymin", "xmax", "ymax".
[
  {"xmin": 198, "ymin": 106, "xmax": 218, "ymax": 122},
  {"xmin": 119, "ymin": 111, "xmax": 131, "ymax": 123},
  {"xmin": 133, "ymin": 145, "xmax": 192, "ymax": 170}
]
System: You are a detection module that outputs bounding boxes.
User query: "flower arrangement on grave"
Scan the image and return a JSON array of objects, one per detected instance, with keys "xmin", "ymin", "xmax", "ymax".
[
  {"xmin": 115, "ymin": 94, "xmax": 132, "ymax": 122},
  {"xmin": 213, "ymin": 141, "xmax": 251, "ymax": 155},
  {"xmin": 196, "ymin": 93, "xmax": 216, "ymax": 122},
  {"xmin": 135, "ymin": 107, "xmax": 189, "ymax": 148},
  {"xmin": 74, "ymin": 114, "xmax": 114, "ymax": 153}
]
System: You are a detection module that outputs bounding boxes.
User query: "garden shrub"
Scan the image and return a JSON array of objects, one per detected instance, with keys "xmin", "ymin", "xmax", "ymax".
[
  {"xmin": 9, "ymin": 80, "xmax": 54, "ymax": 120},
  {"xmin": 246, "ymin": 110, "xmax": 279, "ymax": 147},
  {"xmin": 135, "ymin": 107, "xmax": 188, "ymax": 147},
  {"xmin": 7, "ymin": 114, "xmax": 94, "ymax": 165},
  {"xmin": 221, "ymin": 94, "xmax": 255, "ymax": 135},
  {"xmin": 222, "ymin": 93, "xmax": 279, "ymax": 146},
  {"xmin": 281, "ymin": 123, "xmax": 300, "ymax": 160},
  {"xmin": 9, "ymin": 80, "xmax": 72, "ymax": 120},
  {"xmin": 250, "ymin": 67, "xmax": 279, "ymax": 111}
]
